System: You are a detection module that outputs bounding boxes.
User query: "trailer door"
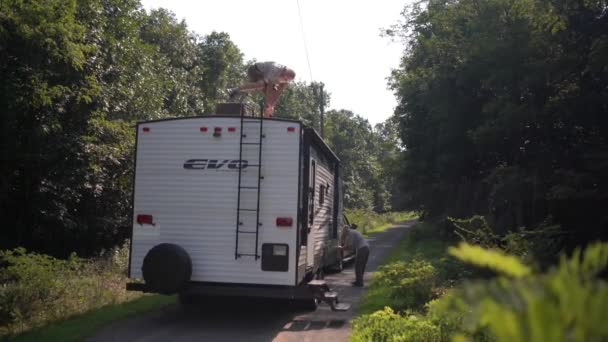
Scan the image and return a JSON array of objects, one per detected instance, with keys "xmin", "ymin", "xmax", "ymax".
[{"xmin": 307, "ymin": 158, "xmax": 316, "ymax": 267}]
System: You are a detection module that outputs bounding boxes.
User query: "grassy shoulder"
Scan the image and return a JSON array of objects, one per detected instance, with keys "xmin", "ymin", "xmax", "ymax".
[
  {"xmin": 358, "ymin": 222, "xmax": 452, "ymax": 314},
  {"xmin": 5, "ymin": 295, "xmax": 175, "ymax": 342},
  {"xmin": 0, "ymin": 245, "xmax": 174, "ymax": 339},
  {"xmin": 353, "ymin": 219, "xmax": 608, "ymax": 341}
]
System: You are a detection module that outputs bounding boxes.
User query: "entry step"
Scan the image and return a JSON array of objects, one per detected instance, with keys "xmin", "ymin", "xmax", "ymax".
[
  {"xmin": 307, "ymin": 280, "xmax": 326, "ymax": 287},
  {"xmin": 332, "ymin": 303, "xmax": 351, "ymax": 311},
  {"xmin": 323, "ymin": 291, "xmax": 338, "ymax": 299}
]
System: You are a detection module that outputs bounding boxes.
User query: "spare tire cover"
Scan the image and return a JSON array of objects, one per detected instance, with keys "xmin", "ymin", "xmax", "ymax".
[{"xmin": 142, "ymin": 243, "xmax": 192, "ymax": 294}]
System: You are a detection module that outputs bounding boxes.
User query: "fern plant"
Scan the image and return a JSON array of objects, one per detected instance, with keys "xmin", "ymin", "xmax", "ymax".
[{"xmin": 429, "ymin": 242, "xmax": 608, "ymax": 342}]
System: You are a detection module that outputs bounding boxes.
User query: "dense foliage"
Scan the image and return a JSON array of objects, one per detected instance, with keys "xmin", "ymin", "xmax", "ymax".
[
  {"xmin": 0, "ymin": 0, "xmax": 401, "ymax": 257},
  {"xmin": 390, "ymin": 0, "xmax": 608, "ymax": 253},
  {"xmin": 0, "ymin": 0, "xmax": 238, "ymax": 257},
  {"xmin": 352, "ymin": 224, "xmax": 608, "ymax": 342},
  {"xmin": 0, "ymin": 245, "xmax": 135, "ymax": 334}
]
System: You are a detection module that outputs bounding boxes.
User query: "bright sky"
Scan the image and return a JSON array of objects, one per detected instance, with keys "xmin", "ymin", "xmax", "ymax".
[{"xmin": 141, "ymin": 0, "xmax": 408, "ymax": 125}]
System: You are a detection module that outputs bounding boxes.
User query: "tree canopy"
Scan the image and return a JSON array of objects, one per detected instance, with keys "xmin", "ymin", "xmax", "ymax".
[
  {"xmin": 390, "ymin": 0, "xmax": 608, "ymax": 253},
  {"xmin": 0, "ymin": 0, "xmax": 399, "ymax": 257}
]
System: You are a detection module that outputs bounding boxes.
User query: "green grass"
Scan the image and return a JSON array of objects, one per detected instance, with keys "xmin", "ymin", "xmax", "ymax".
[
  {"xmin": 358, "ymin": 222, "xmax": 451, "ymax": 314},
  {"xmin": 344, "ymin": 209, "xmax": 419, "ymax": 237},
  {"xmin": 363, "ymin": 211, "xmax": 419, "ymax": 236},
  {"xmin": 3, "ymin": 295, "xmax": 176, "ymax": 342}
]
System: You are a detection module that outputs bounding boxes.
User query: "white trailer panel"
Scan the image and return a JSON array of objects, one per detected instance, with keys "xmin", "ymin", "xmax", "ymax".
[{"xmin": 130, "ymin": 117, "xmax": 300, "ymax": 286}]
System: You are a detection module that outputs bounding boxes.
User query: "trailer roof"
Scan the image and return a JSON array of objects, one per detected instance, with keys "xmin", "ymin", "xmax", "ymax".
[{"xmin": 135, "ymin": 115, "xmax": 341, "ymax": 165}]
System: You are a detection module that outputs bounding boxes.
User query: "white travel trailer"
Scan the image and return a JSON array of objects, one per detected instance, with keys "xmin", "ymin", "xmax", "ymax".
[{"xmin": 127, "ymin": 106, "xmax": 350, "ymax": 310}]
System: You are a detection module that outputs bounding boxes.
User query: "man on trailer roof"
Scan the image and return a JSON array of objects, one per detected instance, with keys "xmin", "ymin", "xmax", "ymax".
[{"xmin": 228, "ymin": 61, "xmax": 296, "ymax": 117}]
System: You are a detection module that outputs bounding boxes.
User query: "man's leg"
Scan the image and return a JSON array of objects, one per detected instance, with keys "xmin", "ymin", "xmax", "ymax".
[
  {"xmin": 263, "ymin": 83, "xmax": 288, "ymax": 116},
  {"xmin": 354, "ymin": 246, "xmax": 370, "ymax": 286}
]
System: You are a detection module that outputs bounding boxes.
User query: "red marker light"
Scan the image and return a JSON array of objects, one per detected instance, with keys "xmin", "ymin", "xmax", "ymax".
[
  {"xmin": 142, "ymin": 127, "xmax": 150, "ymax": 132},
  {"xmin": 287, "ymin": 127, "xmax": 295, "ymax": 132},
  {"xmin": 228, "ymin": 127, "xmax": 236, "ymax": 132},
  {"xmin": 213, "ymin": 127, "xmax": 222, "ymax": 137},
  {"xmin": 200, "ymin": 127, "xmax": 208, "ymax": 132},
  {"xmin": 136, "ymin": 214, "xmax": 155, "ymax": 225},
  {"xmin": 276, "ymin": 217, "xmax": 293, "ymax": 227}
]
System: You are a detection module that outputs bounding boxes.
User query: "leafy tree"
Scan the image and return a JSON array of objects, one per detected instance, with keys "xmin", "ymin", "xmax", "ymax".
[
  {"xmin": 140, "ymin": 8, "xmax": 205, "ymax": 116},
  {"xmin": 390, "ymin": 0, "xmax": 608, "ymax": 251},
  {"xmin": 198, "ymin": 31, "xmax": 245, "ymax": 113},
  {"xmin": 0, "ymin": 0, "xmax": 100, "ymax": 255},
  {"xmin": 0, "ymin": 0, "xmax": 247, "ymax": 256},
  {"xmin": 273, "ymin": 81, "xmax": 328, "ymax": 130},
  {"xmin": 324, "ymin": 110, "xmax": 390, "ymax": 210}
]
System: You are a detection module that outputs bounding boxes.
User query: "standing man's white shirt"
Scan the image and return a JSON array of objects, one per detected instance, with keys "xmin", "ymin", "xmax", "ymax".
[{"xmin": 347, "ymin": 229, "xmax": 369, "ymax": 250}]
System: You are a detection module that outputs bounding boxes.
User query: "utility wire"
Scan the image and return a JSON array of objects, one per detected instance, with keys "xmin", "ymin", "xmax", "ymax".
[{"xmin": 296, "ymin": 0, "xmax": 314, "ymax": 82}]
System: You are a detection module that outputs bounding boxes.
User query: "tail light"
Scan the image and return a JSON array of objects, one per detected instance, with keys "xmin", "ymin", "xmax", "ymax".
[
  {"xmin": 276, "ymin": 217, "xmax": 293, "ymax": 227},
  {"xmin": 214, "ymin": 127, "xmax": 222, "ymax": 137},
  {"xmin": 136, "ymin": 214, "xmax": 155, "ymax": 226}
]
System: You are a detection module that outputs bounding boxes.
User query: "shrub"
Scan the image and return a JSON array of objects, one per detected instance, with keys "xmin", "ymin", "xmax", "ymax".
[
  {"xmin": 429, "ymin": 242, "xmax": 608, "ymax": 342},
  {"xmin": 0, "ymin": 244, "xmax": 139, "ymax": 335},
  {"xmin": 352, "ymin": 307, "xmax": 441, "ymax": 342},
  {"xmin": 374, "ymin": 259, "xmax": 438, "ymax": 311}
]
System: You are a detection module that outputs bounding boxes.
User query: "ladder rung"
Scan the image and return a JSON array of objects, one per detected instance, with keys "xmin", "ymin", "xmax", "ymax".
[
  {"xmin": 239, "ymin": 186, "xmax": 258, "ymax": 189},
  {"xmin": 239, "ymin": 209, "xmax": 257, "ymax": 212},
  {"xmin": 237, "ymin": 253, "xmax": 259, "ymax": 257},
  {"xmin": 242, "ymin": 142, "xmax": 261, "ymax": 145},
  {"xmin": 238, "ymin": 230, "xmax": 257, "ymax": 234}
]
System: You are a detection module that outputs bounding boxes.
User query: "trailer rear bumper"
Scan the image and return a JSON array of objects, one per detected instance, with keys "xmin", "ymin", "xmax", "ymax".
[{"xmin": 126, "ymin": 281, "xmax": 314, "ymax": 300}]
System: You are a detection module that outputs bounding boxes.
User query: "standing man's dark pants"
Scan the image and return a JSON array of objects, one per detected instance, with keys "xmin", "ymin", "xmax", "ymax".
[{"xmin": 355, "ymin": 246, "xmax": 370, "ymax": 286}]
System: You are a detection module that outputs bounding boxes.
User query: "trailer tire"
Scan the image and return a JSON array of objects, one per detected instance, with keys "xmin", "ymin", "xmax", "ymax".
[
  {"xmin": 332, "ymin": 258, "xmax": 344, "ymax": 273},
  {"xmin": 294, "ymin": 298, "xmax": 318, "ymax": 311},
  {"xmin": 142, "ymin": 243, "xmax": 192, "ymax": 294}
]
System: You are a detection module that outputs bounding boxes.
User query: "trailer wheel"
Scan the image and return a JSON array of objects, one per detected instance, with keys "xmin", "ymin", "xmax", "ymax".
[
  {"xmin": 333, "ymin": 258, "xmax": 344, "ymax": 272},
  {"xmin": 142, "ymin": 243, "xmax": 192, "ymax": 294},
  {"xmin": 294, "ymin": 298, "xmax": 318, "ymax": 311}
]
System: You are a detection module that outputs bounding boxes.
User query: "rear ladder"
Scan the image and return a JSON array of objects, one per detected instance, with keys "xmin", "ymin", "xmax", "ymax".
[{"xmin": 234, "ymin": 115, "xmax": 264, "ymax": 259}]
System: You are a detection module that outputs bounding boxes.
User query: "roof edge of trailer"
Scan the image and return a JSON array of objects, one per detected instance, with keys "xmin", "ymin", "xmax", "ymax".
[
  {"xmin": 136, "ymin": 115, "xmax": 303, "ymax": 126},
  {"xmin": 304, "ymin": 127, "xmax": 341, "ymax": 165}
]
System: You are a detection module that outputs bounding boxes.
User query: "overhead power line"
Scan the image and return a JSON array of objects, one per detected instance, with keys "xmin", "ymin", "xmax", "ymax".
[{"xmin": 296, "ymin": 0, "xmax": 313, "ymax": 82}]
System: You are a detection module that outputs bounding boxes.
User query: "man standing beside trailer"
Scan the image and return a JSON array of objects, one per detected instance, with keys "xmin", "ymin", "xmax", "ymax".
[{"xmin": 340, "ymin": 224, "xmax": 369, "ymax": 287}]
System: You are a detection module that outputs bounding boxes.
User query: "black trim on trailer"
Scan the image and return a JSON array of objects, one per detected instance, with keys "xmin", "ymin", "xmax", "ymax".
[
  {"xmin": 302, "ymin": 131, "xmax": 311, "ymax": 247},
  {"xmin": 132, "ymin": 281, "xmax": 316, "ymax": 300},
  {"xmin": 295, "ymin": 123, "xmax": 303, "ymax": 286},
  {"xmin": 332, "ymin": 164, "xmax": 341, "ymax": 239},
  {"xmin": 127, "ymin": 124, "xmax": 140, "ymax": 278},
  {"xmin": 303, "ymin": 128, "xmax": 340, "ymax": 165}
]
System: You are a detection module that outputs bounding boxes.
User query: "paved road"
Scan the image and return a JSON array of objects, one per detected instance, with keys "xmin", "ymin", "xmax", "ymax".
[{"xmin": 90, "ymin": 223, "xmax": 413, "ymax": 342}]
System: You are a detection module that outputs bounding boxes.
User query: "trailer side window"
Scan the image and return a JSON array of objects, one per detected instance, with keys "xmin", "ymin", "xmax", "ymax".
[{"xmin": 319, "ymin": 185, "xmax": 325, "ymax": 205}]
